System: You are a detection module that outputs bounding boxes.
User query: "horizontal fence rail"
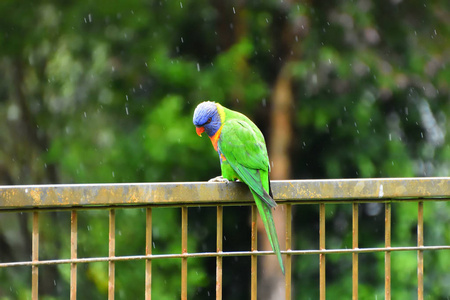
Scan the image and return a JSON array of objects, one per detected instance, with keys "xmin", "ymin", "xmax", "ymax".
[
  {"xmin": 0, "ymin": 177, "xmax": 448, "ymax": 209},
  {"xmin": 0, "ymin": 177, "xmax": 449, "ymax": 300}
]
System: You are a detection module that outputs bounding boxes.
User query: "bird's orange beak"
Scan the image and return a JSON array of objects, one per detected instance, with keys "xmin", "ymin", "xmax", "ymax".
[{"xmin": 196, "ymin": 126, "xmax": 205, "ymax": 137}]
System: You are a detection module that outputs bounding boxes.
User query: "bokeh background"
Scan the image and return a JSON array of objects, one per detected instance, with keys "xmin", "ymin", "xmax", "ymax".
[{"xmin": 0, "ymin": 0, "xmax": 449, "ymax": 299}]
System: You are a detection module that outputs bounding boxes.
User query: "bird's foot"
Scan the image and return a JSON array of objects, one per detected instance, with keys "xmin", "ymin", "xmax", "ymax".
[{"xmin": 208, "ymin": 176, "xmax": 230, "ymax": 183}]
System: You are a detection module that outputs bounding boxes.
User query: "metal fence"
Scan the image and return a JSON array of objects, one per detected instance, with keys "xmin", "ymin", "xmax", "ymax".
[{"xmin": 0, "ymin": 178, "xmax": 449, "ymax": 299}]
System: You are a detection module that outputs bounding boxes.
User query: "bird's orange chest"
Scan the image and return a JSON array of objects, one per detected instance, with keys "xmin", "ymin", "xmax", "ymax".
[{"xmin": 209, "ymin": 125, "xmax": 223, "ymax": 152}]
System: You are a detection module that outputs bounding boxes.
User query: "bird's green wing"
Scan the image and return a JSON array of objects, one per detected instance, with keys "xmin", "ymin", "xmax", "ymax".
[
  {"xmin": 218, "ymin": 118, "xmax": 284, "ymax": 274},
  {"xmin": 218, "ymin": 119, "xmax": 276, "ymax": 208}
]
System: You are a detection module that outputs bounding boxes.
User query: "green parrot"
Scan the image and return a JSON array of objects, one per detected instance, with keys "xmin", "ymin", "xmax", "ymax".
[{"xmin": 193, "ymin": 101, "xmax": 285, "ymax": 275}]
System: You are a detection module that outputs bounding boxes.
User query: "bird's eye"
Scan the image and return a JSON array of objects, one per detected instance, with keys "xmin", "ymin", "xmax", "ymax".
[{"xmin": 206, "ymin": 117, "xmax": 212, "ymax": 124}]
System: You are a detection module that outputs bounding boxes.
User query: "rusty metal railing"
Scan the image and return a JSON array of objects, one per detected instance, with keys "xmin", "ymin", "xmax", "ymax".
[{"xmin": 0, "ymin": 178, "xmax": 449, "ymax": 299}]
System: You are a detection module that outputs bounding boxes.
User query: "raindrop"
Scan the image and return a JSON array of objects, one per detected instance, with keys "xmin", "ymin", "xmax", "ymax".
[
  {"xmin": 295, "ymin": 35, "xmax": 298, "ymax": 42},
  {"xmin": 180, "ymin": 37, "xmax": 184, "ymax": 43},
  {"xmin": 87, "ymin": 225, "xmax": 91, "ymax": 231},
  {"xmin": 223, "ymin": 235, "xmax": 227, "ymax": 241},
  {"xmin": 88, "ymin": 14, "xmax": 92, "ymax": 23},
  {"xmin": 180, "ymin": 1, "xmax": 183, "ymax": 8},
  {"xmin": 118, "ymin": 230, "xmax": 122, "ymax": 236},
  {"xmin": 112, "ymin": 171, "xmax": 115, "ymax": 177},
  {"xmin": 84, "ymin": 112, "xmax": 87, "ymax": 118},
  {"xmin": 366, "ymin": 203, "xmax": 382, "ymax": 216},
  {"xmin": 153, "ymin": 242, "xmax": 156, "ymax": 248},
  {"xmin": 197, "ymin": 63, "xmax": 201, "ymax": 72},
  {"xmin": 54, "ymin": 280, "xmax": 56, "ymax": 286},
  {"xmin": 84, "ymin": 18, "xmax": 87, "ymax": 23},
  {"xmin": 25, "ymin": 188, "xmax": 29, "ymax": 194},
  {"xmin": 389, "ymin": 133, "xmax": 392, "ymax": 141},
  {"xmin": 343, "ymin": 106, "xmax": 347, "ymax": 112},
  {"xmin": 126, "ymin": 95, "xmax": 129, "ymax": 101},
  {"xmin": 232, "ymin": 7, "xmax": 236, "ymax": 14},
  {"xmin": 265, "ymin": 18, "xmax": 269, "ymax": 23},
  {"xmin": 111, "ymin": 66, "xmax": 115, "ymax": 72}
]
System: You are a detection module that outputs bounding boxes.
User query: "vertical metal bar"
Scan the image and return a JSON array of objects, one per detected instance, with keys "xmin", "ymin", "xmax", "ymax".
[
  {"xmin": 319, "ymin": 203, "xmax": 326, "ymax": 300},
  {"xmin": 181, "ymin": 207, "xmax": 188, "ymax": 300},
  {"xmin": 32, "ymin": 211, "xmax": 39, "ymax": 300},
  {"xmin": 70, "ymin": 210, "xmax": 78, "ymax": 300},
  {"xmin": 352, "ymin": 203, "xmax": 358, "ymax": 300},
  {"xmin": 108, "ymin": 209, "xmax": 115, "ymax": 300},
  {"xmin": 145, "ymin": 208, "xmax": 152, "ymax": 300},
  {"xmin": 251, "ymin": 205, "xmax": 258, "ymax": 300},
  {"xmin": 285, "ymin": 204, "xmax": 292, "ymax": 300},
  {"xmin": 385, "ymin": 203, "xmax": 391, "ymax": 300},
  {"xmin": 417, "ymin": 201, "xmax": 424, "ymax": 300},
  {"xmin": 216, "ymin": 206, "xmax": 223, "ymax": 300}
]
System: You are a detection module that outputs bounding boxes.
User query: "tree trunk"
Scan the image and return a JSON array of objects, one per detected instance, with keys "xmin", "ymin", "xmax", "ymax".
[{"xmin": 258, "ymin": 65, "xmax": 293, "ymax": 300}]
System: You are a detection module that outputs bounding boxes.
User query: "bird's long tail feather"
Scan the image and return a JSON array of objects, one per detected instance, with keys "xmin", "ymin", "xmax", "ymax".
[{"xmin": 251, "ymin": 190, "xmax": 285, "ymax": 275}]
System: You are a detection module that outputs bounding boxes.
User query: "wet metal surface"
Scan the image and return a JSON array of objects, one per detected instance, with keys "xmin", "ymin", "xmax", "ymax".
[
  {"xmin": 0, "ymin": 178, "xmax": 448, "ymax": 210},
  {"xmin": 32, "ymin": 212, "xmax": 39, "ymax": 300},
  {"xmin": 0, "ymin": 178, "xmax": 448, "ymax": 300},
  {"xmin": 70, "ymin": 210, "xmax": 77, "ymax": 300},
  {"xmin": 417, "ymin": 202, "xmax": 424, "ymax": 300},
  {"xmin": 216, "ymin": 206, "xmax": 223, "ymax": 300},
  {"xmin": 251, "ymin": 205, "xmax": 257, "ymax": 300},
  {"xmin": 145, "ymin": 208, "xmax": 152, "ymax": 300},
  {"xmin": 385, "ymin": 203, "xmax": 392, "ymax": 300},
  {"xmin": 285, "ymin": 204, "xmax": 292, "ymax": 300},
  {"xmin": 352, "ymin": 203, "xmax": 359, "ymax": 300}
]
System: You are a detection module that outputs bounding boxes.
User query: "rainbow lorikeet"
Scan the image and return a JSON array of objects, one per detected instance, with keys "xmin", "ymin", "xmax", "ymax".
[{"xmin": 193, "ymin": 101, "xmax": 285, "ymax": 275}]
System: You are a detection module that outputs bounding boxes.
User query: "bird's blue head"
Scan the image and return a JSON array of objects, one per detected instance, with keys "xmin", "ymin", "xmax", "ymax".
[{"xmin": 193, "ymin": 101, "xmax": 222, "ymax": 137}]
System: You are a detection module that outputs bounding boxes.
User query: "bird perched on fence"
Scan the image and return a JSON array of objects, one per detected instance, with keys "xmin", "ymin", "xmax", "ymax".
[{"xmin": 193, "ymin": 101, "xmax": 285, "ymax": 275}]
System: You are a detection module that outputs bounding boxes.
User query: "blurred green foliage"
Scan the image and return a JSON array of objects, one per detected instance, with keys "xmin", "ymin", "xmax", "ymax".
[{"xmin": 0, "ymin": 0, "xmax": 449, "ymax": 299}]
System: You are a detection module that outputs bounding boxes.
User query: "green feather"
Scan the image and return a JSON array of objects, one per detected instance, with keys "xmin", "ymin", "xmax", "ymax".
[{"xmin": 216, "ymin": 106, "xmax": 285, "ymax": 275}]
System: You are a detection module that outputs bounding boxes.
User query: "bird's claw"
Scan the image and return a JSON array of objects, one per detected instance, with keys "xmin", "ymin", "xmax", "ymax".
[{"xmin": 208, "ymin": 176, "xmax": 229, "ymax": 183}]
